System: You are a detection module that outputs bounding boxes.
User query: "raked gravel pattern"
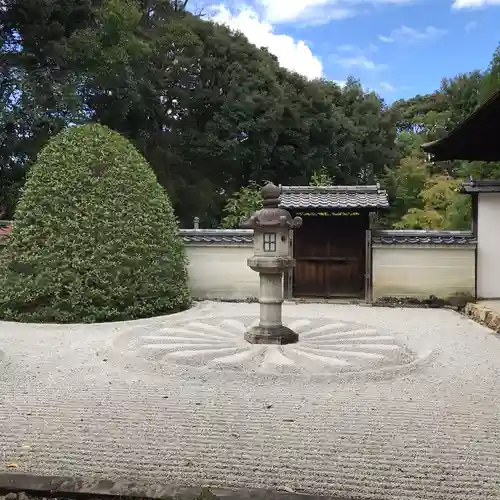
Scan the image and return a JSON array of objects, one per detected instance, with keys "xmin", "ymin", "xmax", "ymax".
[
  {"xmin": 1, "ymin": 301, "xmax": 500, "ymax": 500},
  {"xmin": 113, "ymin": 314, "xmax": 427, "ymax": 379}
]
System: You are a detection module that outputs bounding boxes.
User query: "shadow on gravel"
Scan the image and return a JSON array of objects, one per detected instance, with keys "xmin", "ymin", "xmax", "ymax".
[{"xmin": 0, "ymin": 474, "xmax": 352, "ymax": 500}]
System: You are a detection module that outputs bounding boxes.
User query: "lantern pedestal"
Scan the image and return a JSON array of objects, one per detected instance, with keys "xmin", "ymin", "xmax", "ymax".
[{"xmin": 245, "ymin": 256, "xmax": 298, "ymax": 345}]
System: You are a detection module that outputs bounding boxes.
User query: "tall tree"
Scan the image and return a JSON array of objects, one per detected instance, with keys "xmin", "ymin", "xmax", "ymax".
[
  {"xmin": 1, "ymin": 0, "xmax": 97, "ymax": 217},
  {"xmin": 480, "ymin": 43, "xmax": 500, "ymax": 104},
  {"xmin": 339, "ymin": 78, "xmax": 398, "ymax": 183}
]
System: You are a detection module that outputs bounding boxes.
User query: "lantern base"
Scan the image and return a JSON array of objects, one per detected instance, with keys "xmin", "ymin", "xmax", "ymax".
[{"xmin": 244, "ymin": 325, "xmax": 299, "ymax": 345}]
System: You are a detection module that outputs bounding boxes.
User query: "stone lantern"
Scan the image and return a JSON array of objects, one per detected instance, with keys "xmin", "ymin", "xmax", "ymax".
[{"xmin": 241, "ymin": 182, "xmax": 302, "ymax": 344}]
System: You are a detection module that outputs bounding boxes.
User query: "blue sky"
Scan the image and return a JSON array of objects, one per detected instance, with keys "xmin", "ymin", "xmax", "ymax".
[{"xmin": 201, "ymin": 0, "xmax": 500, "ymax": 102}]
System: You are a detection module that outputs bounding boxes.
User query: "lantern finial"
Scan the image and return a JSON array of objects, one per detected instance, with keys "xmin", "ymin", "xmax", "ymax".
[{"xmin": 261, "ymin": 182, "xmax": 281, "ymax": 207}]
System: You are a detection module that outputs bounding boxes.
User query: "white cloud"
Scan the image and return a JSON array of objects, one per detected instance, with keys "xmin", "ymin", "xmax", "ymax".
[
  {"xmin": 465, "ymin": 21, "xmax": 478, "ymax": 31},
  {"xmin": 378, "ymin": 25, "xmax": 448, "ymax": 43},
  {"xmin": 331, "ymin": 54, "xmax": 387, "ymax": 71},
  {"xmin": 379, "ymin": 81, "xmax": 395, "ymax": 91},
  {"xmin": 453, "ymin": 0, "xmax": 500, "ymax": 7},
  {"xmin": 210, "ymin": 0, "xmax": 419, "ymax": 27},
  {"xmin": 211, "ymin": 5, "xmax": 323, "ymax": 79},
  {"xmin": 256, "ymin": 0, "xmax": 352, "ymax": 23},
  {"xmin": 330, "ymin": 44, "xmax": 385, "ymax": 72},
  {"xmin": 257, "ymin": 0, "xmax": 328, "ymax": 22},
  {"xmin": 337, "ymin": 44, "xmax": 357, "ymax": 52},
  {"xmin": 338, "ymin": 43, "xmax": 378, "ymax": 53}
]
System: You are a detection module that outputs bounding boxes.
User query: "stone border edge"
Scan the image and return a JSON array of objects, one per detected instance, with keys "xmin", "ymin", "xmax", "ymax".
[
  {"xmin": 0, "ymin": 474, "xmax": 351, "ymax": 500},
  {"xmin": 464, "ymin": 302, "xmax": 500, "ymax": 333}
]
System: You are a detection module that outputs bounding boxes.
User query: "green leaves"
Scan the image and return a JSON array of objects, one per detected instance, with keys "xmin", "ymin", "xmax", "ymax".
[
  {"xmin": 0, "ymin": 123, "xmax": 191, "ymax": 323},
  {"xmin": 380, "ymin": 155, "xmax": 428, "ymax": 226},
  {"xmin": 479, "ymin": 45, "xmax": 500, "ymax": 105},
  {"xmin": 394, "ymin": 175, "xmax": 471, "ymax": 231},
  {"xmin": 310, "ymin": 166, "xmax": 334, "ymax": 187},
  {"xmin": 221, "ymin": 181, "xmax": 263, "ymax": 229}
]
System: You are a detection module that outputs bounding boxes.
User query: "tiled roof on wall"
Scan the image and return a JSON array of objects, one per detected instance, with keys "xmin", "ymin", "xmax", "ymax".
[
  {"xmin": 0, "ymin": 225, "xmax": 253, "ymax": 246},
  {"xmin": 460, "ymin": 179, "xmax": 500, "ymax": 194},
  {"xmin": 181, "ymin": 229, "xmax": 253, "ymax": 245},
  {"xmin": 372, "ymin": 230, "xmax": 476, "ymax": 245},
  {"xmin": 280, "ymin": 185, "xmax": 389, "ymax": 209}
]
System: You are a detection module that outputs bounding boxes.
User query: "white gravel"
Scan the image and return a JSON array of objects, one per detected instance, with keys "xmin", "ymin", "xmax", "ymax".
[{"xmin": 1, "ymin": 301, "xmax": 500, "ymax": 500}]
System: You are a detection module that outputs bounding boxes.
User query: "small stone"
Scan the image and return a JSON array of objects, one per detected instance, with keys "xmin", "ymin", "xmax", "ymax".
[
  {"xmin": 5, "ymin": 493, "xmax": 17, "ymax": 500},
  {"xmin": 18, "ymin": 492, "xmax": 28, "ymax": 500}
]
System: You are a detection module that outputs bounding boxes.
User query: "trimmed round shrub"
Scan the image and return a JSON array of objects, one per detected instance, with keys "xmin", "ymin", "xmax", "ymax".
[{"xmin": 0, "ymin": 124, "xmax": 191, "ymax": 323}]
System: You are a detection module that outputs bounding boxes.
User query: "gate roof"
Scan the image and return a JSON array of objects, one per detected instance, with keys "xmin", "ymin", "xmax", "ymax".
[{"xmin": 279, "ymin": 185, "xmax": 389, "ymax": 210}]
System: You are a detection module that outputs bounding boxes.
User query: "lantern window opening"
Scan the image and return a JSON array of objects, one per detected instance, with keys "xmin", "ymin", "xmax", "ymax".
[{"xmin": 263, "ymin": 233, "xmax": 277, "ymax": 252}]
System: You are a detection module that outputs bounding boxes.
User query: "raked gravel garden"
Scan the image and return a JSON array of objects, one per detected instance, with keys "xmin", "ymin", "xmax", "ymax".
[{"xmin": 1, "ymin": 300, "xmax": 500, "ymax": 500}]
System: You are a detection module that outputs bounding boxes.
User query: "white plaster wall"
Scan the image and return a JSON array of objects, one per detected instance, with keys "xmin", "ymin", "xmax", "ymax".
[
  {"xmin": 186, "ymin": 245, "xmax": 259, "ymax": 300},
  {"xmin": 372, "ymin": 245, "xmax": 475, "ymax": 300},
  {"xmin": 477, "ymin": 193, "xmax": 500, "ymax": 299},
  {"xmin": 186, "ymin": 242, "xmax": 476, "ymax": 302}
]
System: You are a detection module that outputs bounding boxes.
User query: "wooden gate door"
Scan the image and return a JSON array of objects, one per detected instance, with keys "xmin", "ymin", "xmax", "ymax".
[{"xmin": 293, "ymin": 214, "xmax": 367, "ymax": 298}]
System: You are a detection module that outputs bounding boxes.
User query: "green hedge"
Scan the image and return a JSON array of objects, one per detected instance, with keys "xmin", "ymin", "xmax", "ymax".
[{"xmin": 0, "ymin": 124, "xmax": 191, "ymax": 323}]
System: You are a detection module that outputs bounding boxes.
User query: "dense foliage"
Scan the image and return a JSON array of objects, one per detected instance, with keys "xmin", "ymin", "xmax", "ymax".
[
  {"xmin": 0, "ymin": 0, "xmax": 396, "ymax": 227},
  {"xmin": 0, "ymin": 123, "xmax": 191, "ymax": 322},
  {"xmin": 1, "ymin": 0, "xmax": 500, "ymax": 230},
  {"xmin": 382, "ymin": 63, "xmax": 500, "ymax": 229}
]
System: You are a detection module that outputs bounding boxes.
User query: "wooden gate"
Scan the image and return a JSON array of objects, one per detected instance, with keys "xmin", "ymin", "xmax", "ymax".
[{"xmin": 293, "ymin": 213, "xmax": 368, "ymax": 298}]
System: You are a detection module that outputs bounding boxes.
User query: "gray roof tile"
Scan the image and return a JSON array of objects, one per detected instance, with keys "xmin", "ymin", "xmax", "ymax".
[
  {"xmin": 181, "ymin": 229, "xmax": 253, "ymax": 245},
  {"xmin": 372, "ymin": 230, "xmax": 476, "ymax": 246},
  {"xmin": 280, "ymin": 185, "xmax": 389, "ymax": 209}
]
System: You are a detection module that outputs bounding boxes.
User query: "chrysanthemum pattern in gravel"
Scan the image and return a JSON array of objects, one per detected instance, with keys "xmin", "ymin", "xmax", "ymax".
[{"xmin": 115, "ymin": 315, "xmax": 426, "ymax": 377}]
